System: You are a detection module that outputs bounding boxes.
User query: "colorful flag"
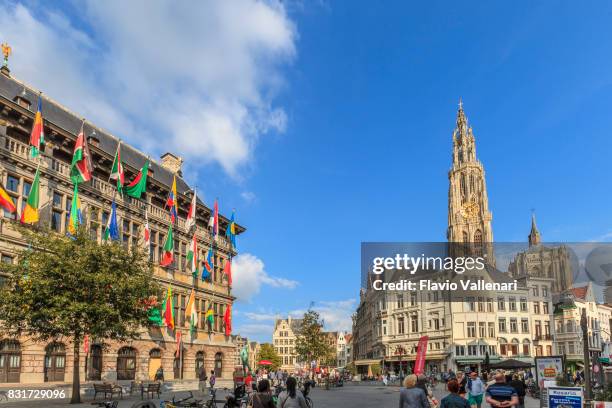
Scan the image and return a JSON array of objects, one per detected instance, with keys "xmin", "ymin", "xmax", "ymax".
[
  {"xmin": 185, "ymin": 189, "xmax": 197, "ymax": 232},
  {"xmin": 162, "ymin": 286, "xmax": 175, "ymax": 330},
  {"xmin": 67, "ymin": 184, "xmax": 82, "ymax": 236},
  {"xmin": 165, "ymin": 175, "xmax": 178, "ymax": 223},
  {"xmin": 185, "ymin": 288, "xmax": 198, "ymax": 333},
  {"xmin": 159, "ymin": 224, "xmax": 174, "ymax": 267},
  {"xmin": 70, "ymin": 123, "xmax": 93, "ymax": 184},
  {"xmin": 223, "ymin": 304, "xmax": 232, "ymax": 336},
  {"xmin": 205, "ymin": 307, "xmax": 214, "ymax": 331},
  {"xmin": 102, "ymin": 200, "xmax": 119, "ymax": 241},
  {"xmin": 226, "ymin": 209, "xmax": 237, "ymax": 248},
  {"xmin": 142, "ymin": 210, "xmax": 151, "ymax": 255},
  {"xmin": 20, "ymin": 166, "xmax": 40, "ymax": 224},
  {"xmin": 148, "ymin": 307, "xmax": 163, "ymax": 326},
  {"xmin": 109, "ymin": 142, "xmax": 125, "ymax": 192},
  {"xmin": 29, "ymin": 95, "xmax": 44, "ymax": 158},
  {"xmin": 0, "ymin": 183, "xmax": 16, "ymax": 214},
  {"xmin": 212, "ymin": 198, "xmax": 219, "ymax": 240},
  {"xmin": 414, "ymin": 336, "xmax": 429, "ymax": 375},
  {"xmin": 125, "ymin": 160, "xmax": 149, "ymax": 199},
  {"xmin": 202, "ymin": 244, "xmax": 214, "ymax": 280},
  {"xmin": 186, "ymin": 233, "xmax": 198, "ymax": 277},
  {"xmin": 223, "ymin": 257, "xmax": 232, "ymax": 286}
]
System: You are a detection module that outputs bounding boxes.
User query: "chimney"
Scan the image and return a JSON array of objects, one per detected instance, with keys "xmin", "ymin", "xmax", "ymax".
[{"xmin": 160, "ymin": 152, "xmax": 183, "ymax": 176}]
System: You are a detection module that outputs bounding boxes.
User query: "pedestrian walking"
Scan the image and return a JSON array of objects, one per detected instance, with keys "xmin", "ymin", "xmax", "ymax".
[
  {"xmin": 252, "ymin": 379, "xmax": 276, "ymax": 408},
  {"xmin": 467, "ymin": 371, "xmax": 484, "ymax": 408},
  {"xmin": 508, "ymin": 374, "xmax": 526, "ymax": 408},
  {"xmin": 209, "ymin": 370, "xmax": 216, "ymax": 389},
  {"xmin": 440, "ymin": 379, "xmax": 470, "ymax": 408},
  {"xmin": 277, "ymin": 377, "xmax": 308, "ymax": 408},
  {"xmin": 198, "ymin": 365, "xmax": 208, "ymax": 393},
  {"xmin": 485, "ymin": 372, "xmax": 518, "ymax": 408},
  {"xmin": 399, "ymin": 374, "xmax": 430, "ymax": 408}
]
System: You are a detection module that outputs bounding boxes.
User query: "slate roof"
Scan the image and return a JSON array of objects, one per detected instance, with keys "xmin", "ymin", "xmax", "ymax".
[{"xmin": 0, "ymin": 72, "xmax": 244, "ymax": 232}]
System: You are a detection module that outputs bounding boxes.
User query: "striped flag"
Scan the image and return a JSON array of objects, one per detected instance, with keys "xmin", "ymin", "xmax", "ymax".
[
  {"xmin": 29, "ymin": 95, "xmax": 44, "ymax": 158},
  {"xmin": 208, "ymin": 198, "xmax": 218, "ymax": 240},
  {"xmin": 165, "ymin": 176, "xmax": 178, "ymax": 223},
  {"xmin": 102, "ymin": 200, "xmax": 119, "ymax": 241},
  {"xmin": 109, "ymin": 142, "xmax": 125, "ymax": 192},
  {"xmin": 162, "ymin": 286, "xmax": 175, "ymax": 330},
  {"xmin": 125, "ymin": 160, "xmax": 149, "ymax": 199},
  {"xmin": 70, "ymin": 123, "xmax": 93, "ymax": 184},
  {"xmin": 185, "ymin": 288, "xmax": 198, "ymax": 333},
  {"xmin": 67, "ymin": 184, "xmax": 82, "ymax": 236},
  {"xmin": 223, "ymin": 257, "xmax": 232, "ymax": 286},
  {"xmin": 159, "ymin": 224, "xmax": 174, "ymax": 267},
  {"xmin": 142, "ymin": 210, "xmax": 151, "ymax": 255},
  {"xmin": 20, "ymin": 166, "xmax": 40, "ymax": 224},
  {"xmin": 184, "ymin": 189, "xmax": 196, "ymax": 232},
  {"xmin": 186, "ymin": 233, "xmax": 198, "ymax": 277},
  {"xmin": 223, "ymin": 304, "xmax": 232, "ymax": 336}
]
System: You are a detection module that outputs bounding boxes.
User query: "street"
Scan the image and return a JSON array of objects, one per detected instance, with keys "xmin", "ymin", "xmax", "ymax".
[{"xmin": 0, "ymin": 383, "xmax": 541, "ymax": 407}]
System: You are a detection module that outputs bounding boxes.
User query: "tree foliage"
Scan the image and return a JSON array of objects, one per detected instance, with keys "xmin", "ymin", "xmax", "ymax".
[
  {"xmin": 257, "ymin": 343, "xmax": 281, "ymax": 371},
  {"xmin": 0, "ymin": 226, "xmax": 161, "ymax": 403},
  {"xmin": 294, "ymin": 310, "xmax": 335, "ymax": 367}
]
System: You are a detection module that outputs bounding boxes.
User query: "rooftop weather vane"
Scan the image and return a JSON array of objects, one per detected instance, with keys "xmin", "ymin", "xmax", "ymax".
[{"xmin": 1, "ymin": 42, "xmax": 11, "ymax": 68}]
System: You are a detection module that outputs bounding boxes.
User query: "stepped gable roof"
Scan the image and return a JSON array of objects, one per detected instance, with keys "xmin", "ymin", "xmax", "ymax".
[
  {"xmin": 0, "ymin": 74, "xmax": 244, "ymax": 233},
  {"xmin": 569, "ymin": 285, "xmax": 588, "ymax": 300}
]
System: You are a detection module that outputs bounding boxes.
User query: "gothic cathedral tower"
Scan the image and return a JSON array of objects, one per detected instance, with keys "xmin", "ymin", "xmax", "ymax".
[{"xmin": 447, "ymin": 100, "xmax": 495, "ymax": 266}]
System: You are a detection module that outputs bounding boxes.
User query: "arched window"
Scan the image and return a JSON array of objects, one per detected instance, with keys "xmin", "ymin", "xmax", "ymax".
[
  {"xmin": 117, "ymin": 347, "xmax": 137, "ymax": 380},
  {"xmin": 469, "ymin": 174, "xmax": 475, "ymax": 195},
  {"xmin": 195, "ymin": 351, "xmax": 205, "ymax": 374},
  {"xmin": 498, "ymin": 338, "xmax": 508, "ymax": 356},
  {"xmin": 44, "ymin": 342, "xmax": 66, "ymax": 382},
  {"xmin": 462, "ymin": 231, "xmax": 468, "ymax": 243},
  {"xmin": 474, "ymin": 230, "xmax": 482, "ymax": 245},
  {"xmin": 460, "ymin": 175, "xmax": 467, "ymax": 202},
  {"xmin": 0, "ymin": 339, "xmax": 21, "ymax": 383},
  {"xmin": 214, "ymin": 352, "xmax": 223, "ymax": 378},
  {"xmin": 87, "ymin": 345, "xmax": 103, "ymax": 381},
  {"xmin": 510, "ymin": 339, "xmax": 520, "ymax": 356},
  {"xmin": 522, "ymin": 339, "xmax": 530, "ymax": 356}
]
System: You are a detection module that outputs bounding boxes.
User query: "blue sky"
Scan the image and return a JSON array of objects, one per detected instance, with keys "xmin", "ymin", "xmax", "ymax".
[{"xmin": 1, "ymin": 1, "xmax": 612, "ymax": 342}]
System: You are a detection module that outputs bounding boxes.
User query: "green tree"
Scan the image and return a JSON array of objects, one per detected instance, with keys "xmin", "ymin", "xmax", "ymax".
[
  {"xmin": 257, "ymin": 343, "xmax": 281, "ymax": 371},
  {"xmin": 0, "ymin": 226, "xmax": 161, "ymax": 404},
  {"xmin": 294, "ymin": 310, "xmax": 335, "ymax": 367}
]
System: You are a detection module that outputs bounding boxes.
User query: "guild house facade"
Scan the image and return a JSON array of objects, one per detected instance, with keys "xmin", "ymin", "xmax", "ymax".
[{"xmin": 0, "ymin": 66, "xmax": 244, "ymax": 384}]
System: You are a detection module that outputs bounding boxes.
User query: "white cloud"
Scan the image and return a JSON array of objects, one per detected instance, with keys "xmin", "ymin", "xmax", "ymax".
[
  {"xmin": 241, "ymin": 191, "xmax": 257, "ymax": 203},
  {"xmin": 289, "ymin": 299, "xmax": 356, "ymax": 333},
  {"xmin": 232, "ymin": 253, "xmax": 299, "ymax": 302},
  {"xmin": 0, "ymin": 0, "xmax": 296, "ymax": 177}
]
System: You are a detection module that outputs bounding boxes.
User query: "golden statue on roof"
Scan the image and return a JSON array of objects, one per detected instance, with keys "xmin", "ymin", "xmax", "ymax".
[{"xmin": 1, "ymin": 42, "xmax": 11, "ymax": 68}]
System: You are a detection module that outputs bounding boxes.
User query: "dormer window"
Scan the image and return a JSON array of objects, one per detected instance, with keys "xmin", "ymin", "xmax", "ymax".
[
  {"xmin": 13, "ymin": 96, "xmax": 30, "ymax": 109},
  {"xmin": 87, "ymin": 136, "xmax": 100, "ymax": 147}
]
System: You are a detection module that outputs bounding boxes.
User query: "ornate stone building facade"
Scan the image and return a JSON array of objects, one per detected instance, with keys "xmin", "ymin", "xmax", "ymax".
[
  {"xmin": 0, "ymin": 69, "xmax": 244, "ymax": 384},
  {"xmin": 508, "ymin": 215, "xmax": 574, "ymax": 293},
  {"xmin": 447, "ymin": 101, "xmax": 495, "ymax": 266},
  {"xmin": 272, "ymin": 317, "xmax": 302, "ymax": 372}
]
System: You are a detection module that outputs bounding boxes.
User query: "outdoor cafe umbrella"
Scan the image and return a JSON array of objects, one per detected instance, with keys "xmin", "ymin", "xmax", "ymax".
[
  {"xmin": 258, "ymin": 360, "xmax": 273, "ymax": 366},
  {"xmin": 488, "ymin": 359, "xmax": 533, "ymax": 370}
]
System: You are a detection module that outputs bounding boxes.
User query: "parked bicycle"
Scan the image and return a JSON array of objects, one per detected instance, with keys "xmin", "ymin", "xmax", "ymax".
[
  {"xmin": 162, "ymin": 391, "xmax": 205, "ymax": 407},
  {"xmin": 91, "ymin": 402, "xmax": 118, "ymax": 408}
]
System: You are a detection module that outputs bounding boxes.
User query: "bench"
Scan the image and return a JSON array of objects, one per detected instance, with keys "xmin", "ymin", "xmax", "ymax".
[
  {"xmin": 93, "ymin": 383, "xmax": 123, "ymax": 400},
  {"xmin": 141, "ymin": 382, "xmax": 161, "ymax": 400}
]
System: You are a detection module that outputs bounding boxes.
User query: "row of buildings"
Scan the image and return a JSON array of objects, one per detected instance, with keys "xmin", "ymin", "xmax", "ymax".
[
  {"xmin": 351, "ymin": 103, "xmax": 612, "ymax": 376},
  {"xmin": 0, "ymin": 64, "xmax": 246, "ymax": 383},
  {"xmin": 271, "ymin": 317, "xmax": 351, "ymax": 372}
]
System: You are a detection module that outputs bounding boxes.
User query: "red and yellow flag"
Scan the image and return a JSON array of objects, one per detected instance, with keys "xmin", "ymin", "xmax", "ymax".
[
  {"xmin": 29, "ymin": 96, "xmax": 45, "ymax": 158},
  {"xmin": 0, "ymin": 183, "xmax": 16, "ymax": 214}
]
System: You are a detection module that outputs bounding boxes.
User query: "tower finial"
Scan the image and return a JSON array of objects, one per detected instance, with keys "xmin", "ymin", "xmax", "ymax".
[
  {"xmin": 458, "ymin": 97, "xmax": 463, "ymax": 111},
  {"xmin": 528, "ymin": 210, "xmax": 541, "ymax": 247}
]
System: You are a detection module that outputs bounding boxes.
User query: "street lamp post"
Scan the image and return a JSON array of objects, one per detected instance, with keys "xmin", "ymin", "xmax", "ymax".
[{"xmin": 580, "ymin": 308, "xmax": 591, "ymax": 404}]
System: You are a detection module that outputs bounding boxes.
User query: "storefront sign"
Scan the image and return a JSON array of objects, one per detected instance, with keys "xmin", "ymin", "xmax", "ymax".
[
  {"xmin": 535, "ymin": 356, "xmax": 564, "ymax": 389},
  {"xmin": 547, "ymin": 387, "xmax": 583, "ymax": 408}
]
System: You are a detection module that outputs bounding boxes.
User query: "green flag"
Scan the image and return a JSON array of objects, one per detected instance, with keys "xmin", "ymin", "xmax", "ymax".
[{"xmin": 124, "ymin": 160, "xmax": 149, "ymax": 199}]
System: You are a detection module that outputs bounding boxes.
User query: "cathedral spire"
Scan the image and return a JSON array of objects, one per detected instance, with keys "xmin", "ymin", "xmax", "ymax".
[
  {"xmin": 456, "ymin": 97, "xmax": 468, "ymax": 135},
  {"xmin": 528, "ymin": 212, "xmax": 541, "ymax": 247}
]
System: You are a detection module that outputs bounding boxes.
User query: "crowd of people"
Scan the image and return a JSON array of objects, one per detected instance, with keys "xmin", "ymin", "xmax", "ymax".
[{"xmin": 399, "ymin": 369, "xmax": 532, "ymax": 408}]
